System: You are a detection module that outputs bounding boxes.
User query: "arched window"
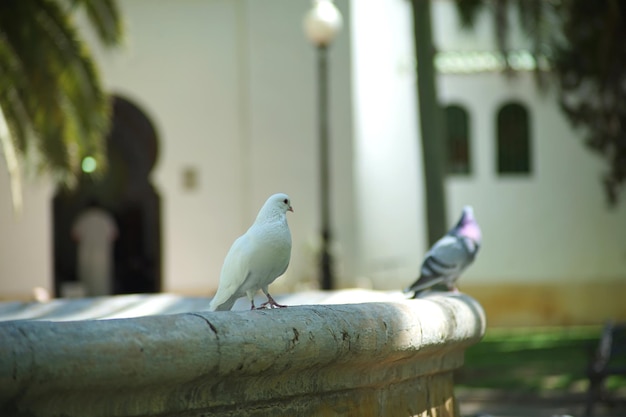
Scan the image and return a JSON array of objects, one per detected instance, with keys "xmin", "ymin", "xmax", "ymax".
[
  {"xmin": 444, "ymin": 104, "xmax": 471, "ymax": 175},
  {"xmin": 496, "ymin": 102, "xmax": 531, "ymax": 174}
]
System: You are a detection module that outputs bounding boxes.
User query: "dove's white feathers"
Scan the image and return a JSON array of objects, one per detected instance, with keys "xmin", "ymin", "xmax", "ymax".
[{"xmin": 209, "ymin": 193, "xmax": 292, "ymax": 311}]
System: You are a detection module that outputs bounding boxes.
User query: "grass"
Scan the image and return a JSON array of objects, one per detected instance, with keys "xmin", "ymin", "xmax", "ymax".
[{"xmin": 456, "ymin": 325, "xmax": 626, "ymax": 395}]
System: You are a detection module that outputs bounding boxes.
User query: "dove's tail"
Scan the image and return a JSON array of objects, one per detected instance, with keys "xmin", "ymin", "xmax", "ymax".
[{"xmin": 209, "ymin": 296, "xmax": 237, "ymax": 312}]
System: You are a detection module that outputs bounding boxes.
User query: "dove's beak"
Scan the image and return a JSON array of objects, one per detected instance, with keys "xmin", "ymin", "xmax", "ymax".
[{"xmin": 288, "ymin": 206, "xmax": 294, "ymax": 213}]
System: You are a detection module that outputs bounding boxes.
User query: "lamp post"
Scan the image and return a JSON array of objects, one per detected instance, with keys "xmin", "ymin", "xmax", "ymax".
[{"xmin": 304, "ymin": 0, "xmax": 342, "ymax": 290}]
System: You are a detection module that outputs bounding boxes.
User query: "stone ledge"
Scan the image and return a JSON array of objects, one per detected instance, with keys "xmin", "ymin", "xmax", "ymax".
[{"xmin": 0, "ymin": 293, "xmax": 485, "ymax": 417}]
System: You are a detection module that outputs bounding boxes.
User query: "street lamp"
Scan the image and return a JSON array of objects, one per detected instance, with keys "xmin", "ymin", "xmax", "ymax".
[{"xmin": 303, "ymin": 0, "xmax": 342, "ymax": 290}]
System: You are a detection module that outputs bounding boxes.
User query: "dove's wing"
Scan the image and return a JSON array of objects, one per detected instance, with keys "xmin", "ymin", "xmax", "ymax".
[
  {"xmin": 209, "ymin": 234, "xmax": 253, "ymax": 311},
  {"xmin": 245, "ymin": 223, "xmax": 291, "ymax": 290},
  {"xmin": 405, "ymin": 235, "xmax": 471, "ymax": 293}
]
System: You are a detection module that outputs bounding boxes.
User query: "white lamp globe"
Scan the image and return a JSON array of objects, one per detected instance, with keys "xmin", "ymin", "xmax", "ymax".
[{"xmin": 304, "ymin": 0, "xmax": 343, "ymax": 47}]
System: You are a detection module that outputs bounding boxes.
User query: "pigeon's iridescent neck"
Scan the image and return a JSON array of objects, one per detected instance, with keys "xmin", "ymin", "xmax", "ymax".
[{"xmin": 460, "ymin": 222, "xmax": 481, "ymax": 243}]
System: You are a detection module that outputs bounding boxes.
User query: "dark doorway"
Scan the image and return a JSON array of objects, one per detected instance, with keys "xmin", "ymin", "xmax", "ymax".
[{"xmin": 53, "ymin": 96, "xmax": 161, "ymax": 297}]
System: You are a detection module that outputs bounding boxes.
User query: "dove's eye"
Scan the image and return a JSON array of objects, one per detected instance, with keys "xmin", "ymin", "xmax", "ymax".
[{"xmin": 283, "ymin": 199, "xmax": 289, "ymax": 205}]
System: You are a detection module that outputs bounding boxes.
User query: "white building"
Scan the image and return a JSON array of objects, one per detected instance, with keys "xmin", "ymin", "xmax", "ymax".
[{"xmin": 1, "ymin": 0, "xmax": 624, "ymax": 326}]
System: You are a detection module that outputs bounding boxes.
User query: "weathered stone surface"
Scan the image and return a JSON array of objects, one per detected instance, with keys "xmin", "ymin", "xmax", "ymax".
[{"xmin": 0, "ymin": 292, "xmax": 485, "ymax": 417}]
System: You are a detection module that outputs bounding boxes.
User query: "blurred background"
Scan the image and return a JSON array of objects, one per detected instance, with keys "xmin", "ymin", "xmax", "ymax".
[{"xmin": 0, "ymin": 0, "xmax": 625, "ymax": 415}]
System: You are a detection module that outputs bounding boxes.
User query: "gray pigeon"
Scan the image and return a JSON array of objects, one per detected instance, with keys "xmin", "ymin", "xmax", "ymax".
[
  {"xmin": 405, "ymin": 206, "xmax": 481, "ymax": 297},
  {"xmin": 209, "ymin": 193, "xmax": 293, "ymax": 311}
]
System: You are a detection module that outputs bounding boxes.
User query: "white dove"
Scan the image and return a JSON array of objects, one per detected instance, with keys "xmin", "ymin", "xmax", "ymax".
[
  {"xmin": 404, "ymin": 205, "xmax": 481, "ymax": 297},
  {"xmin": 209, "ymin": 193, "xmax": 293, "ymax": 311}
]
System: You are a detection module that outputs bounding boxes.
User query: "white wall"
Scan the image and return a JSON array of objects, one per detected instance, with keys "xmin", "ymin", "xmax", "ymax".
[
  {"xmin": 0, "ymin": 172, "xmax": 53, "ymax": 299},
  {"xmin": 82, "ymin": 0, "xmax": 357, "ymax": 294},
  {"xmin": 350, "ymin": 0, "xmax": 424, "ymax": 289},
  {"xmin": 441, "ymin": 72, "xmax": 626, "ymax": 284}
]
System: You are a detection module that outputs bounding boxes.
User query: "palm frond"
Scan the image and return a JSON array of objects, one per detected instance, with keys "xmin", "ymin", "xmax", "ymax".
[
  {"xmin": 492, "ymin": 0, "xmax": 511, "ymax": 71},
  {"xmin": 0, "ymin": 105, "xmax": 23, "ymax": 214},
  {"xmin": 0, "ymin": 0, "xmax": 113, "ymax": 191},
  {"xmin": 0, "ymin": 0, "xmax": 123, "ymax": 211},
  {"xmin": 0, "ymin": 36, "xmax": 31, "ymax": 155},
  {"xmin": 74, "ymin": 0, "xmax": 124, "ymax": 46}
]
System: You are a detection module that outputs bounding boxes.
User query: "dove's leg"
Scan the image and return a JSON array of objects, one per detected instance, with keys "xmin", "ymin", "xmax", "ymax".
[
  {"xmin": 246, "ymin": 290, "xmax": 258, "ymax": 310},
  {"xmin": 259, "ymin": 287, "xmax": 287, "ymax": 309}
]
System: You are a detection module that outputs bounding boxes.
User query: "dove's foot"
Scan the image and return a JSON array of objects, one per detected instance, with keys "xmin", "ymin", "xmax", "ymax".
[
  {"xmin": 249, "ymin": 301, "xmax": 270, "ymax": 310},
  {"xmin": 259, "ymin": 294, "xmax": 287, "ymax": 309},
  {"xmin": 259, "ymin": 301, "xmax": 287, "ymax": 309}
]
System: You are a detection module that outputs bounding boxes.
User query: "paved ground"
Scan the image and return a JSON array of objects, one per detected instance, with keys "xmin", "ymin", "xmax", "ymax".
[{"xmin": 457, "ymin": 389, "xmax": 626, "ymax": 417}]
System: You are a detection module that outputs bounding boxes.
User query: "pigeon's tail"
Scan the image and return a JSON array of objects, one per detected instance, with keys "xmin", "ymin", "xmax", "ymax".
[{"xmin": 404, "ymin": 276, "xmax": 445, "ymax": 298}]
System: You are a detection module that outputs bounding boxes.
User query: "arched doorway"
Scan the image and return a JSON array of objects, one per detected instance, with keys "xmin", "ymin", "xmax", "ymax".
[{"xmin": 53, "ymin": 96, "xmax": 161, "ymax": 297}]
